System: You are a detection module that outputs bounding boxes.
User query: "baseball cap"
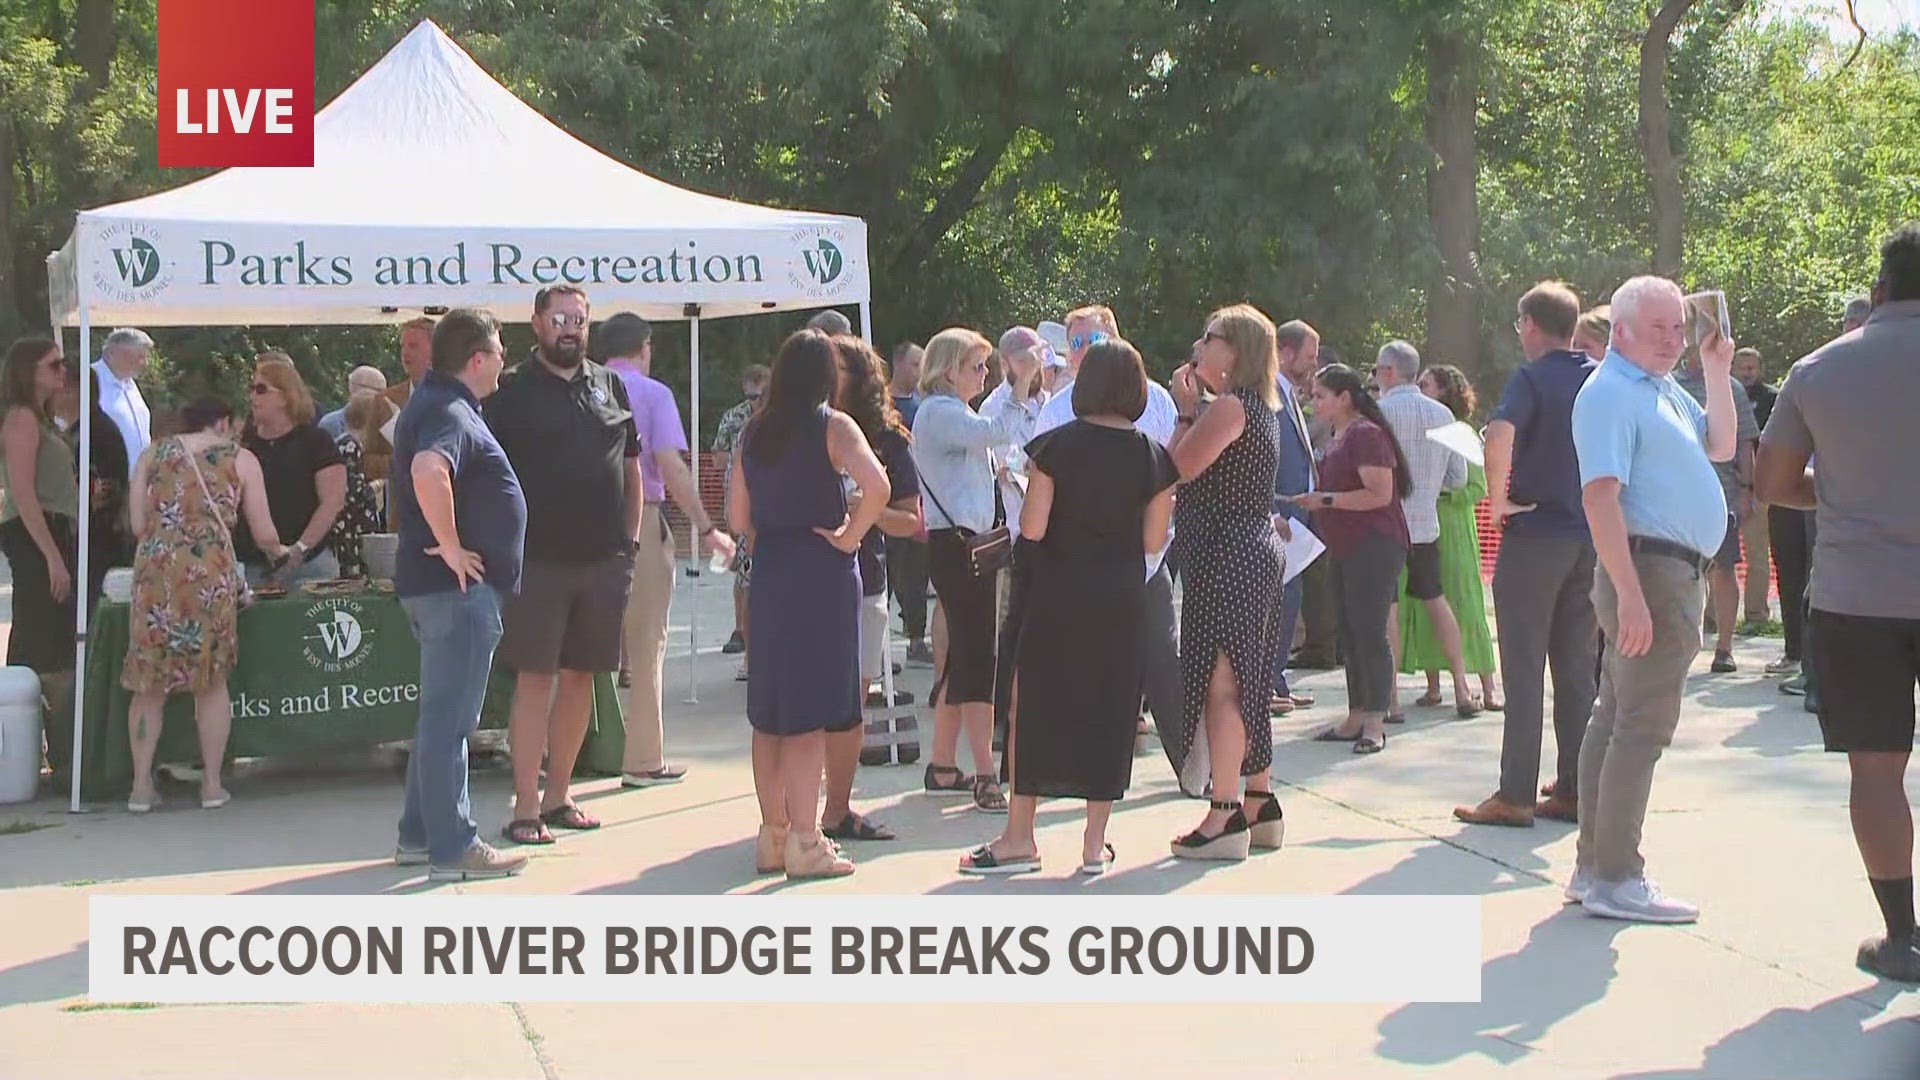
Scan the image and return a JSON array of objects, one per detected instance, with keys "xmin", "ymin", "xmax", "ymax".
[{"xmin": 1037, "ymin": 321, "xmax": 1070, "ymax": 368}]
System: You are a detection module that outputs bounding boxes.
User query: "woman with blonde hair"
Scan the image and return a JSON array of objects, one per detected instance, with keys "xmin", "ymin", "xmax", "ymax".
[
  {"xmin": 1573, "ymin": 306, "xmax": 1611, "ymax": 360},
  {"xmin": 330, "ymin": 391, "xmax": 396, "ymax": 577},
  {"xmin": 1399, "ymin": 364, "xmax": 1501, "ymax": 710},
  {"xmin": 239, "ymin": 352, "xmax": 346, "ymax": 586},
  {"xmin": 1164, "ymin": 303, "xmax": 1286, "ymax": 861},
  {"xmin": 911, "ymin": 326, "xmax": 1041, "ymax": 815}
]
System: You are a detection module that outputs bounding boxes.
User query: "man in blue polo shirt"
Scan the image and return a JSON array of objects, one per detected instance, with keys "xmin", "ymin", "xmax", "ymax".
[
  {"xmin": 1455, "ymin": 282, "xmax": 1598, "ymax": 830},
  {"xmin": 390, "ymin": 308, "xmax": 529, "ymax": 881},
  {"xmin": 1567, "ymin": 275, "xmax": 1737, "ymax": 924}
]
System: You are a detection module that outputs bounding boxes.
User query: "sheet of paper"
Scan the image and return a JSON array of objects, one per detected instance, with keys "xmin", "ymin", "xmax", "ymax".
[
  {"xmin": 1280, "ymin": 518, "xmax": 1326, "ymax": 585},
  {"xmin": 1425, "ymin": 421, "xmax": 1484, "ymax": 467},
  {"xmin": 379, "ymin": 412, "xmax": 399, "ymax": 445}
]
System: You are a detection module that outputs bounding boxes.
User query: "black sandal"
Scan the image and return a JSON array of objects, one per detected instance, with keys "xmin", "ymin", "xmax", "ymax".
[
  {"xmin": 1313, "ymin": 728, "xmax": 1361, "ymax": 742},
  {"xmin": 502, "ymin": 818, "xmax": 554, "ymax": 845},
  {"xmin": 1353, "ymin": 733, "xmax": 1387, "ymax": 755},
  {"xmin": 923, "ymin": 763, "xmax": 970, "ymax": 795},
  {"xmin": 540, "ymin": 803, "xmax": 601, "ymax": 831},
  {"xmin": 972, "ymin": 775, "xmax": 1009, "ymax": 814},
  {"xmin": 822, "ymin": 811, "xmax": 897, "ymax": 841}
]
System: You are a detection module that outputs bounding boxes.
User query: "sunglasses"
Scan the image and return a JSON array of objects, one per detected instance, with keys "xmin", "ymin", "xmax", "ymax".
[
  {"xmin": 547, "ymin": 314, "xmax": 588, "ymax": 331},
  {"xmin": 1201, "ymin": 330, "xmax": 1227, "ymax": 344},
  {"xmin": 1068, "ymin": 331, "xmax": 1109, "ymax": 351},
  {"xmin": 249, "ymin": 382, "xmax": 274, "ymax": 395}
]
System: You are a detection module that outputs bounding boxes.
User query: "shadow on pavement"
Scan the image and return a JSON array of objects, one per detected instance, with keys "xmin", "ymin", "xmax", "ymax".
[
  {"xmin": 1608, "ymin": 990, "xmax": 1920, "ymax": 1080},
  {"xmin": 1375, "ymin": 913, "xmax": 1628, "ymax": 1067}
]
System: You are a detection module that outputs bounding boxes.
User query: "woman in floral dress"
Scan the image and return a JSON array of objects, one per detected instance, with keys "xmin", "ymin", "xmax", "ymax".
[{"xmin": 121, "ymin": 398, "xmax": 284, "ymax": 813}]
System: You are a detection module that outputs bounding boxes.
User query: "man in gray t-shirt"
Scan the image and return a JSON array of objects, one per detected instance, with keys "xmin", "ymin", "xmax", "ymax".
[
  {"xmin": 1755, "ymin": 222, "xmax": 1920, "ymax": 984},
  {"xmin": 1676, "ymin": 361, "xmax": 1759, "ymax": 668}
]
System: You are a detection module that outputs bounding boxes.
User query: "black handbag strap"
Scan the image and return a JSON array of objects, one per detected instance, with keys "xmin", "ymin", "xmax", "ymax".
[{"xmin": 919, "ymin": 451, "xmax": 1003, "ymax": 533}]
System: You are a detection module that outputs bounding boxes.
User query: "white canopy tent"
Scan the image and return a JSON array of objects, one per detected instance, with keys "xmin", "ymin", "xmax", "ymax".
[{"xmin": 46, "ymin": 19, "xmax": 876, "ymax": 810}]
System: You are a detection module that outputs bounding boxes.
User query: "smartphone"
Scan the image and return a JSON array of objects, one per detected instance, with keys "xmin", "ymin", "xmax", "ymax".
[{"xmin": 1684, "ymin": 290, "xmax": 1732, "ymax": 350}]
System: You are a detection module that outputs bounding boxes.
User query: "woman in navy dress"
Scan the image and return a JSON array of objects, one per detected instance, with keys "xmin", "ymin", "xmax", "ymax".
[{"xmin": 727, "ymin": 328, "xmax": 891, "ymax": 880}]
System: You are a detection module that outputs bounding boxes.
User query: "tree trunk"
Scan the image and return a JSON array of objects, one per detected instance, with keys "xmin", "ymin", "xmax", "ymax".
[
  {"xmin": 887, "ymin": 124, "xmax": 1018, "ymax": 277},
  {"xmin": 1639, "ymin": 0, "xmax": 1692, "ymax": 278},
  {"xmin": 70, "ymin": 0, "xmax": 118, "ymax": 99},
  {"xmin": 1423, "ymin": 28, "xmax": 1485, "ymax": 380},
  {"xmin": 0, "ymin": 123, "xmax": 20, "ymax": 332}
]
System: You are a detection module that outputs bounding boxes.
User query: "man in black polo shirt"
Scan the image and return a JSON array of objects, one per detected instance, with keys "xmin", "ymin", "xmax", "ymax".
[
  {"xmin": 1456, "ymin": 282, "xmax": 1599, "ymax": 829},
  {"xmin": 391, "ymin": 308, "xmax": 528, "ymax": 881},
  {"xmin": 484, "ymin": 285, "xmax": 643, "ymax": 845}
]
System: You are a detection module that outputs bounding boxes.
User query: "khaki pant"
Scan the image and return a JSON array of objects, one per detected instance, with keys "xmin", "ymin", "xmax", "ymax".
[
  {"xmin": 1740, "ymin": 510, "xmax": 1771, "ymax": 619},
  {"xmin": 1578, "ymin": 551, "xmax": 1706, "ymax": 883},
  {"xmin": 621, "ymin": 504, "xmax": 676, "ymax": 775}
]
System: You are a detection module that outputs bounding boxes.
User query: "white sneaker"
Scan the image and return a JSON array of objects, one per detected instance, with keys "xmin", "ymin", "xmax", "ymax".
[
  {"xmin": 734, "ymin": 660, "xmax": 749, "ymax": 682},
  {"xmin": 1583, "ymin": 876, "xmax": 1699, "ymax": 924},
  {"xmin": 1564, "ymin": 867, "xmax": 1592, "ymax": 903}
]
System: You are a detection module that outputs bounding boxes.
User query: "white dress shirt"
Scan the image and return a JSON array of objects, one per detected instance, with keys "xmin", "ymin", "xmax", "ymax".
[
  {"xmin": 1034, "ymin": 376, "xmax": 1180, "ymax": 580},
  {"xmin": 93, "ymin": 357, "xmax": 151, "ymax": 466}
]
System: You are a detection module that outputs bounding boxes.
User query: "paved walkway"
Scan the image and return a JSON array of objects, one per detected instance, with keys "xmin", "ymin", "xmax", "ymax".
[{"xmin": 0, "ymin": 575, "xmax": 1915, "ymax": 1078}]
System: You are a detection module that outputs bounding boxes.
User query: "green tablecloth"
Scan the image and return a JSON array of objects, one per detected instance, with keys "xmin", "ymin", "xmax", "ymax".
[{"xmin": 55, "ymin": 590, "xmax": 628, "ymax": 800}]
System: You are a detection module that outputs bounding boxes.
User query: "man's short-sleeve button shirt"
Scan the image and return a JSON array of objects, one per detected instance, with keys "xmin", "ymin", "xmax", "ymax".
[
  {"xmin": 607, "ymin": 362, "xmax": 688, "ymax": 504},
  {"xmin": 483, "ymin": 355, "xmax": 640, "ymax": 565},
  {"xmin": 1492, "ymin": 348, "xmax": 1596, "ymax": 541},
  {"xmin": 1572, "ymin": 350, "xmax": 1727, "ymax": 558}
]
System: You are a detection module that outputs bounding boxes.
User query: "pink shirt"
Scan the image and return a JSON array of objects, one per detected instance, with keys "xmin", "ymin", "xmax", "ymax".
[{"xmin": 607, "ymin": 361, "xmax": 689, "ymax": 503}]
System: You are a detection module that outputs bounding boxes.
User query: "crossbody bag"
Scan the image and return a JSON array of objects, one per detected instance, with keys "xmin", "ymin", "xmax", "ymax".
[{"xmin": 918, "ymin": 462, "xmax": 1012, "ymax": 577}]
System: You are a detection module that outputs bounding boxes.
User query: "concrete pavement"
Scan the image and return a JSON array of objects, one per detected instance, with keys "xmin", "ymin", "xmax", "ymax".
[{"xmin": 0, "ymin": 574, "xmax": 1915, "ymax": 1078}]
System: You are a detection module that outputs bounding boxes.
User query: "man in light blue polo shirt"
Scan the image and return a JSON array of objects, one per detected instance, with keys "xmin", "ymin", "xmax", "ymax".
[{"xmin": 1568, "ymin": 274, "xmax": 1737, "ymax": 924}]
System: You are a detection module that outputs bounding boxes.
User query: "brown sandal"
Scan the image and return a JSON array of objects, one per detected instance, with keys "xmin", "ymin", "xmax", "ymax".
[{"xmin": 540, "ymin": 803, "xmax": 600, "ymax": 831}]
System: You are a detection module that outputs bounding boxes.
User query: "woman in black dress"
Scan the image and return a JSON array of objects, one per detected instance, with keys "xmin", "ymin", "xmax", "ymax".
[
  {"xmin": 1165, "ymin": 304, "xmax": 1286, "ymax": 862},
  {"xmin": 958, "ymin": 340, "xmax": 1178, "ymax": 876}
]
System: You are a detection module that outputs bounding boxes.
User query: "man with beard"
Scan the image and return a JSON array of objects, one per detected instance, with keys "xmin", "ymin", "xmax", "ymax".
[{"xmin": 483, "ymin": 285, "xmax": 643, "ymax": 845}]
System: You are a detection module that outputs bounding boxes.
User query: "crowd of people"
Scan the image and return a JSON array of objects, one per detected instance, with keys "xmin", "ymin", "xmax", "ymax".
[{"xmin": 1, "ymin": 223, "xmax": 1915, "ymax": 983}]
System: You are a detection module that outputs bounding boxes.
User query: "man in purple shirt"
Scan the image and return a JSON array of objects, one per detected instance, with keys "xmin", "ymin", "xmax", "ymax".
[{"xmin": 598, "ymin": 314, "xmax": 733, "ymax": 789}]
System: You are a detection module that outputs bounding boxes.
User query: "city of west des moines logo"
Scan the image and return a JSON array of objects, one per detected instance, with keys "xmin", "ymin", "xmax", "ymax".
[
  {"xmin": 802, "ymin": 239, "xmax": 843, "ymax": 286},
  {"xmin": 302, "ymin": 599, "xmax": 373, "ymax": 674},
  {"xmin": 114, "ymin": 238, "xmax": 162, "ymax": 288}
]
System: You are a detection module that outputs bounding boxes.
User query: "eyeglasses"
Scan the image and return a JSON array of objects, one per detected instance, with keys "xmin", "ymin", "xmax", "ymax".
[
  {"xmin": 42, "ymin": 356, "xmax": 67, "ymax": 370},
  {"xmin": 249, "ymin": 383, "xmax": 273, "ymax": 395},
  {"xmin": 1068, "ymin": 331, "xmax": 1109, "ymax": 351},
  {"xmin": 1201, "ymin": 330, "xmax": 1227, "ymax": 345},
  {"xmin": 547, "ymin": 314, "xmax": 588, "ymax": 331}
]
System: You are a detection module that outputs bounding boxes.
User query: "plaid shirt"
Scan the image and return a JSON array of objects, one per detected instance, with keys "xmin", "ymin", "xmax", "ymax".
[{"xmin": 1377, "ymin": 384, "xmax": 1466, "ymax": 544}]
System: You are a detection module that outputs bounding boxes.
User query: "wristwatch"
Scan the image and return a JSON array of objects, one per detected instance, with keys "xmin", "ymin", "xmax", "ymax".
[{"xmin": 1320, "ymin": 494, "xmax": 1335, "ymax": 508}]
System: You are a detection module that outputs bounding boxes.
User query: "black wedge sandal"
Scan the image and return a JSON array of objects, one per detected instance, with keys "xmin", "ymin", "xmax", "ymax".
[{"xmin": 1171, "ymin": 800, "xmax": 1251, "ymax": 861}]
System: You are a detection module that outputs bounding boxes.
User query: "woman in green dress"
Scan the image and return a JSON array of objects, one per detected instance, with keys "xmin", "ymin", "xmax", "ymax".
[{"xmin": 1398, "ymin": 365, "xmax": 1502, "ymax": 711}]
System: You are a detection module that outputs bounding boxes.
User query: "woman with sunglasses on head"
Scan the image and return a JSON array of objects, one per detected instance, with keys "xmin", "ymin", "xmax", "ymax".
[
  {"xmin": 910, "ymin": 327, "xmax": 1041, "ymax": 815},
  {"xmin": 1, "ymin": 338, "xmax": 83, "ymax": 719},
  {"xmin": 122, "ymin": 397, "xmax": 285, "ymax": 812},
  {"xmin": 1285, "ymin": 364, "xmax": 1415, "ymax": 755},
  {"xmin": 237, "ymin": 353, "xmax": 347, "ymax": 587},
  {"xmin": 1164, "ymin": 305, "xmax": 1287, "ymax": 861}
]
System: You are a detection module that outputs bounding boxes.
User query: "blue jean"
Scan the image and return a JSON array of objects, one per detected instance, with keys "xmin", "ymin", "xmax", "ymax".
[
  {"xmin": 1270, "ymin": 573, "xmax": 1304, "ymax": 698},
  {"xmin": 398, "ymin": 584, "xmax": 504, "ymax": 863}
]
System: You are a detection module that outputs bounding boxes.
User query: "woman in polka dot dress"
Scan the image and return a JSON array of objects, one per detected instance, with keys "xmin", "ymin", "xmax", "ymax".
[{"xmin": 1165, "ymin": 304, "xmax": 1286, "ymax": 862}]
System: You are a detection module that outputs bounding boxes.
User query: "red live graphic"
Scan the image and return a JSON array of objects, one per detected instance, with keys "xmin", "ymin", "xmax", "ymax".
[{"xmin": 158, "ymin": 0, "xmax": 315, "ymax": 168}]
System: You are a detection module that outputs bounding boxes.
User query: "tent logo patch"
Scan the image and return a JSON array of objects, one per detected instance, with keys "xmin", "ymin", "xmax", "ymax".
[
  {"xmin": 787, "ymin": 226, "xmax": 854, "ymax": 300},
  {"xmin": 90, "ymin": 222, "xmax": 176, "ymax": 305}
]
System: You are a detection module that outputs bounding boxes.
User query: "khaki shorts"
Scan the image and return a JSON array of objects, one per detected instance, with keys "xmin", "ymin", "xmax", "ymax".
[{"xmin": 857, "ymin": 590, "xmax": 889, "ymax": 682}]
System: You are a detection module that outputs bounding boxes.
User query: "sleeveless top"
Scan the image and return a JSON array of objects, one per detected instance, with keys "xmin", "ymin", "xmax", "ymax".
[
  {"xmin": 1174, "ymin": 387, "xmax": 1280, "ymax": 541},
  {"xmin": 1, "ymin": 410, "xmax": 81, "ymax": 522},
  {"xmin": 743, "ymin": 406, "xmax": 846, "ymax": 537}
]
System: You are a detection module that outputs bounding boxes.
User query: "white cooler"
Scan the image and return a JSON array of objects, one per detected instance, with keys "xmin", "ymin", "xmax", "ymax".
[{"xmin": 0, "ymin": 667, "xmax": 43, "ymax": 804}]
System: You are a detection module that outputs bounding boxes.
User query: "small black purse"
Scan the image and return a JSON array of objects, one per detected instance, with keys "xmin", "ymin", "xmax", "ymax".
[{"xmin": 919, "ymin": 469, "xmax": 1011, "ymax": 576}]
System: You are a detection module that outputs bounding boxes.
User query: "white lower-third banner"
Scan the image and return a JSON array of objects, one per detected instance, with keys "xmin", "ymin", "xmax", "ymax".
[{"xmin": 90, "ymin": 894, "xmax": 1480, "ymax": 1004}]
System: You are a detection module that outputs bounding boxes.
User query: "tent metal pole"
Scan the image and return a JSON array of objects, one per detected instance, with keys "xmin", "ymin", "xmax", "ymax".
[
  {"xmin": 684, "ymin": 312, "xmax": 701, "ymax": 705},
  {"xmin": 69, "ymin": 312, "xmax": 92, "ymax": 813}
]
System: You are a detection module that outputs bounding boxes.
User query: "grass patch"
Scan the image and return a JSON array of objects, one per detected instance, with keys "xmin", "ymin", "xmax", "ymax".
[
  {"xmin": 1737, "ymin": 618, "xmax": 1785, "ymax": 638},
  {"xmin": 0, "ymin": 819, "xmax": 55, "ymax": 836},
  {"xmin": 58, "ymin": 879, "xmax": 99, "ymax": 888},
  {"xmin": 63, "ymin": 1001, "xmax": 161, "ymax": 1013}
]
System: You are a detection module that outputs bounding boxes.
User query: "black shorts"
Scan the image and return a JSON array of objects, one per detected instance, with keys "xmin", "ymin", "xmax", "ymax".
[
  {"xmin": 0, "ymin": 515, "xmax": 78, "ymax": 674},
  {"xmin": 1403, "ymin": 542, "xmax": 1444, "ymax": 601},
  {"xmin": 497, "ymin": 555, "xmax": 633, "ymax": 673},
  {"xmin": 1711, "ymin": 512, "xmax": 1741, "ymax": 569},
  {"xmin": 1810, "ymin": 608, "xmax": 1920, "ymax": 753}
]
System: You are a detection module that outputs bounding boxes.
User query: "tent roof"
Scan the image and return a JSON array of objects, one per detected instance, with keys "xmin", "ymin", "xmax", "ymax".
[{"xmin": 48, "ymin": 20, "xmax": 869, "ymax": 326}]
